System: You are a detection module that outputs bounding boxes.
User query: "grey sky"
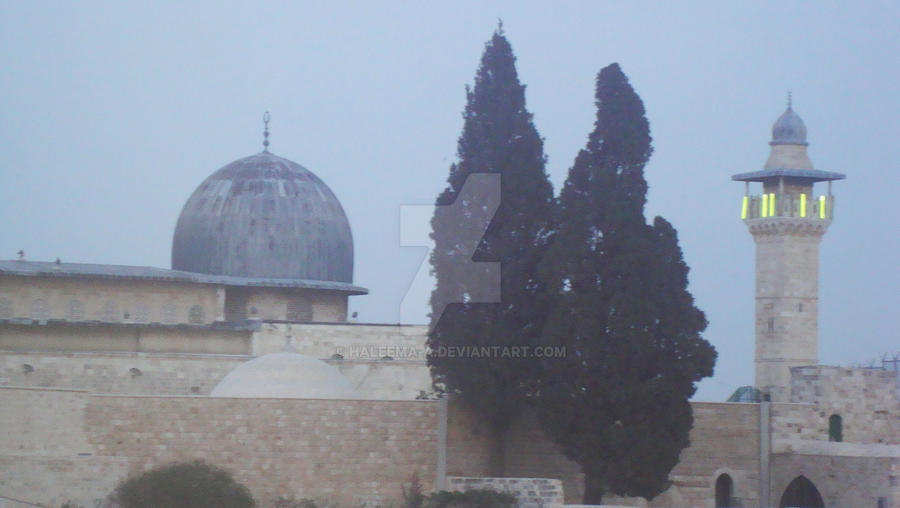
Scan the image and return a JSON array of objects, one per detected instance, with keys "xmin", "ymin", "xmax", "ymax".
[{"xmin": 1, "ymin": 1, "xmax": 897, "ymax": 401}]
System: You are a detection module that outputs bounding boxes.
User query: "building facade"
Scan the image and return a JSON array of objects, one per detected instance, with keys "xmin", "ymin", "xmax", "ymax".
[{"xmin": 0, "ymin": 109, "xmax": 897, "ymax": 508}]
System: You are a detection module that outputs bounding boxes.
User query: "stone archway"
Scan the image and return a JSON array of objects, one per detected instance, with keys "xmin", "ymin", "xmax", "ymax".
[
  {"xmin": 715, "ymin": 473, "xmax": 734, "ymax": 507},
  {"xmin": 779, "ymin": 476, "xmax": 824, "ymax": 508}
]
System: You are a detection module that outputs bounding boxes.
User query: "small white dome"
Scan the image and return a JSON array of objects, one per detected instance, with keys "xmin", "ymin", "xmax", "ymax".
[{"xmin": 211, "ymin": 352, "xmax": 360, "ymax": 399}]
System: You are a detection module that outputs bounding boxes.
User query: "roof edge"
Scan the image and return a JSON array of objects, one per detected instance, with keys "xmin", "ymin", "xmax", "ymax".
[
  {"xmin": 0, "ymin": 260, "xmax": 369, "ymax": 295},
  {"xmin": 731, "ymin": 168, "xmax": 846, "ymax": 183}
]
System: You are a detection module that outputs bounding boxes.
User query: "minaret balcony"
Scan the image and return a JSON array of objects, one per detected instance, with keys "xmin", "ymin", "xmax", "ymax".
[{"xmin": 741, "ymin": 193, "xmax": 834, "ymax": 221}]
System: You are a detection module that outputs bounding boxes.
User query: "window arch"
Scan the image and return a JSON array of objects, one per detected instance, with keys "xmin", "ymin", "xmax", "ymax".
[
  {"xmin": 131, "ymin": 302, "xmax": 150, "ymax": 323},
  {"xmin": 828, "ymin": 414, "xmax": 843, "ymax": 442},
  {"xmin": 779, "ymin": 476, "xmax": 824, "ymax": 508},
  {"xmin": 286, "ymin": 296, "xmax": 312, "ymax": 322},
  {"xmin": 99, "ymin": 301, "xmax": 118, "ymax": 321},
  {"xmin": 715, "ymin": 473, "xmax": 734, "ymax": 507},
  {"xmin": 161, "ymin": 303, "xmax": 177, "ymax": 324},
  {"xmin": 188, "ymin": 305, "xmax": 205, "ymax": 324},
  {"xmin": 0, "ymin": 297, "xmax": 12, "ymax": 319},
  {"xmin": 31, "ymin": 299, "xmax": 49, "ymax": 321},
  {"xmin": 67, "ymin": 300, "xmax": 84, "ymax": 321}
]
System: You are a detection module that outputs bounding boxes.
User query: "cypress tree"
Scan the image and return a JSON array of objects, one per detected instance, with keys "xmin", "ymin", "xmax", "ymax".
[
  {"xmin": 535, "ymin": 63, "xmax": 716, "ymax": 503},
  {"xmin": 428, "ymin": 26, "xmax": 554, "ymax": 473}
]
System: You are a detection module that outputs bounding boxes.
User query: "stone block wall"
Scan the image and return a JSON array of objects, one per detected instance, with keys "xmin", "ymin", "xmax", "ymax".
[
  {"xmin": 85, "ymin": 396, "xmax": 440, "ymax": 506},
  {"xmin": 789, "ymin": 365, "xmax": 900, "ymax": 444},
  {"xmin": 0, "ymin": 387, "xmax": 441, "ymax": 507},
  {"xmin": 0, "ymin": 322, "xmax": 252, "ymax": 355},
  {"xmin": 0, "ymin": 351, "xmax": 246, "ymax": 395},
  {"xmin": 502, "ymin": 410, "xmax": 584, "ymax": 503},
  {"xmin": 445, "ymin": 396, "xmax": 496, "ymax": 479},
  {"xmin": 252, "ymin": 322, "xmax": 428, "ymax": 359},
  {"xmin": 650, "ymin": 402, "xmax": 761, "ymax": 508},
  {"xmin": 751, "ymin": 229, "xmax": 823, "ymax": 402},
  {"xmin": 0, "ymin": 275, "xmax": 219, "ymax": 325},
  {"xmin": 446, "ymin": 477, "xmax": 564, "ymax": 508},
  {"xmin": 770, "ymin": 403, "xmax": 827, "ymax": 446},
  {"xmin": 770, "ymin": 453, "xmax": 896, "ymax": 508}
]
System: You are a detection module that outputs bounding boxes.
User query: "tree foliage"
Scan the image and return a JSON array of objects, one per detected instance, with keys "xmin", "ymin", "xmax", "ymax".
[
  {"xmin": 534, "ymin": 63, "xmax": 716, "ymax": 503},
  {"xmin": 427, "ymin": 26, "xmax": 554, "ymax": 447},
  {"xmin": 111, "ymin": 460, "xmax": 255, "ymax": 508}
]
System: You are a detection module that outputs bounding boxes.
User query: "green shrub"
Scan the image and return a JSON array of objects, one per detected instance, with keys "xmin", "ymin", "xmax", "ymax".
[
  {"xmin": 111, "ymin": 460, "xmax": 255, "ymax": 508},
  {"xmin": 272, "ymin": 497, "xmax": 321, "ymax": 508},
  {"xmin": 426, "ymin": 490, "xmax": 517, "ymax": 508},
  {"xmin": 401, "ymin": 473, "xmax": 426, "ymax": 508}
]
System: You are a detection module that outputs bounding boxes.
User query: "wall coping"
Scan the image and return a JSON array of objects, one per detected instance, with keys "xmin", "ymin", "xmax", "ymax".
[
  {"xmin": 775, "ymin": 440, "xmax": 900, "ymax": 458},
  {"xmin": 86, "ymin": 393, "xmax": 442, "ymax": 403},
  {"xmin": 0, "ymin": 385, "xmax": 89, "ymax": 394},
  {"xmin": 0, "ymin": 349, "xmax": 252, "ymax": 360}
]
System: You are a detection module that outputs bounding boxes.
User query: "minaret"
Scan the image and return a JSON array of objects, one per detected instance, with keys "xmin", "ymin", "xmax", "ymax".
[{"xmin": 732, "ymin": 98, "xmax": 845, "ymax": 402}]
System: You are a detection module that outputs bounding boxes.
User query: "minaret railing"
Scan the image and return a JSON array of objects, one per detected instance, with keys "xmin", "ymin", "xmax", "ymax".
[{"xmin": 741, "ymin": 193, "xmax": 834, "ymax": 221}]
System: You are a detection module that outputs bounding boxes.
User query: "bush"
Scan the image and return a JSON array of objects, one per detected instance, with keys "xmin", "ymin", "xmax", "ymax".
[
  {"xmin": 402, "ymin": 473, "xmax": 426, "ymax": 508},
  {"xmin": 272, "ymin": 498, "xmax": 324, "ymax": 508},
  {"xmin": 426, "ymin": 490, "xmax": 517, "ymax": 508},
  {"xmin": 111, "ymin": 460, "xmax": 255, "ymax": 508}
]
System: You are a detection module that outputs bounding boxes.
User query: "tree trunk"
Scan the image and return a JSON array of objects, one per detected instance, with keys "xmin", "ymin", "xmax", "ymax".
[
  {"xmin": 488, "ymin": 425, "xmax": 506, "ymax": 476},
  {"xmin": 583, "ymin": 472, "xmax": 605, "ymax": 504}
]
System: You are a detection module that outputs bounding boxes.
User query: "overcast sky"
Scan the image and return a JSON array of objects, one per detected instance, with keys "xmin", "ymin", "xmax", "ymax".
[{"xmin": 1, "ymin": 1, "xmax": 898, "ymax": 401}]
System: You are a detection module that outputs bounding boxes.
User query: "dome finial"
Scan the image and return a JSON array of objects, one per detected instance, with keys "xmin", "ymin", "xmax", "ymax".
[
  {"xmin": 787, "ymin": 90, "xmax": 792, "ymax": 109},
  {"xmin": 262, "ymin": 111, "xmax": 271, "ymax": 153}
]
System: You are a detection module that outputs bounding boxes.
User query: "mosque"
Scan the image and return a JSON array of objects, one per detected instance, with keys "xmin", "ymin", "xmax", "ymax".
[{"xmin": 0, "ymin": 105, "xmax": 897, "ymax": 508}]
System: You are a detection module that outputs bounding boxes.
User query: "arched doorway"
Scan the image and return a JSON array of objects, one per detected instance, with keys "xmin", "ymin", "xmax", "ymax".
[
  {"xmin": 715, "ymin": 473, "xmax": 733, "ymax": 507},
  {"xmin": 779, "ymin": 476, "xmax": 824, "ymax": 508}
]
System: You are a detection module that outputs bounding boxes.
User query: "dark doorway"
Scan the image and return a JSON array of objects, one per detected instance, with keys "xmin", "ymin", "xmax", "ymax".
[
  {"xmin": 715, "ymin": 473, "xmax": 733, "ymax": 507},
  {"xmin": 779, "ymin": 476, "xmax": 824, "ymax": 508}
]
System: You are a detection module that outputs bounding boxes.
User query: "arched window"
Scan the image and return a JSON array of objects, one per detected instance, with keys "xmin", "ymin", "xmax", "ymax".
[
  {"xmin": 131, "ymin": 302, "xmax": 150, "ymax": 323},
  {"xmin": 286, "ymin": 296, "xmax": 312, "ymax": 321},
  {"xmin": 779, "ymin": 476, "xmax": 824, "ymax": 508},
  {"xmin": 0, "ymin": 297, "xmax": 12, "ymax": 319},
  {"xmin": 188, "ymin": 305, "xmax": 205, "ymax": 324},
  {"xmin": 31, "ymin": 299, "xmax": 49, "ymax": 321},
  {"xmin": 715, "ymin": 473, "xmax": 733, "ymax": 507},
  {"xmin": 161, "ymin": 303, "xmax": 176, "ymax": 324},
  {"xmin": 99, "ymin": 301, "xmax": 118, "ymax": 322},
  {"xmin": 67, "ymin": 300, "xmax": 84, "ymax": 321},
  {"xmin": 828, "ymin": 414, "xmax": 843, "ymax": 442}
]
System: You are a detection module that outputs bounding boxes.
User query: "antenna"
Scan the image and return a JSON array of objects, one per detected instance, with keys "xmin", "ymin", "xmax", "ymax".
[{"xmin": 263, "ymin": 111, "xmax": 271, "ymax": 152}]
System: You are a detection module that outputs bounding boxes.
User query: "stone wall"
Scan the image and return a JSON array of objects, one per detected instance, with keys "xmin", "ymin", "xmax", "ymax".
[
  {"xmin": 446, "ymin": 477, "xmax": 564, "ymax": 508},
  {"xmin": 503, "ymin": 410, "xmax": 585, "ymax": 503},
  {"xmin": 0, "ymin": 322, "xmax": 433, "ymax": 399},
  {"xmin": 0, "ymin": 351, "xmax": 246, "ymax": 395},
  {"xmin": 650, "ymin": 402, "xmax": 761, "ymax": 508},
  {"xmin": 241, "ymin": 288, "xmax": 347, "ymax": 322},
  {"xmin": 770, "ymin": 453, "xmax": 897, "ymax": 508},
  {"xmin": 750, "ymin": 228, "xmax": 823, "ymax": 402},
  {"xmin": 446, "ymin": 400, "xmax": 762, "ymax": 507},
  {"xmin": 445, "ymin": 396, "xmax": 496, "ymax": 479},
  {"xmin": 252, "ymin": 322, "xmax": 428, "ymax": 358},
  {"xmin": 789, "ymin": 365, "xmax": 900, "ymax": 444},
  {"xmin": 0, "ymin": 322, "xmax": 252, "ymax": 355},
  {"xmin": 0, "ymin": 386, "xmax": 440, "ymax": 507},
  {"xmin": 0, "ymin": 275, "xmax": 219, "ymax": 325}
]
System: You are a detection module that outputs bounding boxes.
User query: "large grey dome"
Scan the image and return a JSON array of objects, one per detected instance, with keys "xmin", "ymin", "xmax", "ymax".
[
  {"xmin": 770, "ymin": 106, "xmax": 808, "ymax": 146},
  {"xmin": 172, "ymin": 151, "xmax": 353, "ymax": 282}
]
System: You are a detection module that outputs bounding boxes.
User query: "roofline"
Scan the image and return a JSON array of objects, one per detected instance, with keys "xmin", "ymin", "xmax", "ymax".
[
  {"xmin": 0, "ymin": 260, "xmax": 368, "ymax": 295},
  {"xmin": 731, "ymin": 168, "xmax": 846, "ymax": 183},
  {"xmin": 0, "ymin": 318, "xmax": 260, "ymax": 332}
]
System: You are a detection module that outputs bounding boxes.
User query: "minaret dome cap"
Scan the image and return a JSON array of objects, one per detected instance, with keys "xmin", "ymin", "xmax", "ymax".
[{"xmin": 770, "ymin": 106, "xmax": 808, "ymax": 146}]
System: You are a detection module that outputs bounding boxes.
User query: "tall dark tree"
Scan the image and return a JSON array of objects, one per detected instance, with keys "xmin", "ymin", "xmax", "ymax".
[
  {"xmin": 535, "ymin": 63, "xmax": 716, "ymax": 503},
  {"xmin": 428, "ymin": 26, "xmax": 554, "ymax": 473}
]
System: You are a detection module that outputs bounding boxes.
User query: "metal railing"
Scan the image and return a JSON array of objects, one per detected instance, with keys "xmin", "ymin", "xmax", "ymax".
[{"xmin": 741, "ymin": 194, "xmax": 834, "ymax": 221}]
